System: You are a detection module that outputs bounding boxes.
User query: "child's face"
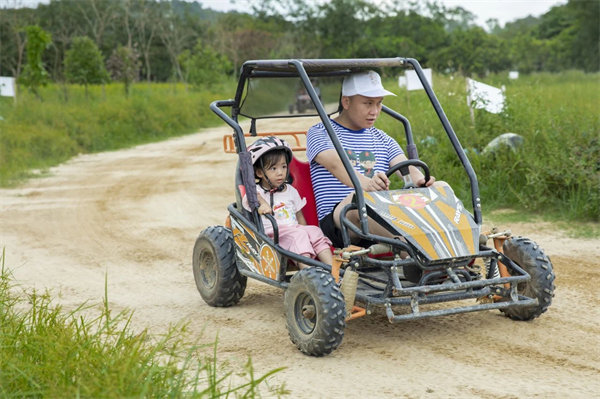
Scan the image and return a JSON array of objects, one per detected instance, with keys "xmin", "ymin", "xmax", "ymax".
[{"xmin": 257, "ymin": 155, "xmax": 288, "ymax": 188}]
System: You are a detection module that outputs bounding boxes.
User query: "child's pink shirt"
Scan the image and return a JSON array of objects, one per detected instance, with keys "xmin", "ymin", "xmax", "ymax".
[{"xmin": 242, "ymin": 184, "xmax": 307, "ymax": 230}]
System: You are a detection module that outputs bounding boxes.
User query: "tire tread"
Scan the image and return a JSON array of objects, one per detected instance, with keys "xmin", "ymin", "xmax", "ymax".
[{"xmin": 501, "ymin": 236, "xmax": 555, "ymax": 321}]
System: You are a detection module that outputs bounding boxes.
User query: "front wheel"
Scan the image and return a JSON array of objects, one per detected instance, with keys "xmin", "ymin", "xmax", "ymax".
[
  {"xmin": 500, "ymin": 237, "xmax": 555, "ymax": 320},
  {"xmin": 192, "ymin": 225, "xmax": 247, "ymax": 307},
  {"xmin": 284, "ymin": 268, "xmax": 346, "ymax": 356}
]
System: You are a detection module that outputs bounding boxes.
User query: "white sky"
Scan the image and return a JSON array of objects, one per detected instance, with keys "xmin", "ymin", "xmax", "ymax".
[
  {"xmin": 428, "ymin": 0, "xmax": 568, "ymax": 27},
  {"xmin": 202, "ymin": 0, "xmax": 567, "ymax": 27},
  {"xmin": 8, "ymin": 0, "xmax": 568, "ymax": 28}
]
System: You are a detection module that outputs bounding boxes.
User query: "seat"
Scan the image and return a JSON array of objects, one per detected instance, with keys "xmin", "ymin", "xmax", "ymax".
[{"xmin": 289, "ymin": 157, "xmax": 319, "ymax": 226}]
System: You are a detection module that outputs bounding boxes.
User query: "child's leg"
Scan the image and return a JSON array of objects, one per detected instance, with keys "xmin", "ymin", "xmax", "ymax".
[
  {"xmin": 296, "ymin": 253, "xmax": 312, "ymax": 269},
  {"xmin": 303, "ymin": 225, "xmax": 334, "ymax": 266},
  {"xmin": 316, "ymin": 248, "xmax": 333, "ymax": 265},
  {"xmin": 278, "ymin": 226, "xmax": 316, "ymax": 269},
  {"xmin": 296, "ymin": 249, "xmax": 333, "ymax": 269}
]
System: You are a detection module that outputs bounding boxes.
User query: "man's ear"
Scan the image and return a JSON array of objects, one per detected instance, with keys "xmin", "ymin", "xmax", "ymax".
[{"xmin": 341, "ymin": 96, "xmax": 350, "ymax": 110}]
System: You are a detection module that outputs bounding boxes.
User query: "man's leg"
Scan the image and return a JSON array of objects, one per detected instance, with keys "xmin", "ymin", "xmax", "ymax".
[{"xmin": 332, "ymin": 193, "xmax": 396, "ymax": 241}]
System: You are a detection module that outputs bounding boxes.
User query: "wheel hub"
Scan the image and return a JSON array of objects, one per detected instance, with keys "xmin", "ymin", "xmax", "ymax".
[{"xmin": 302, "ymin": 305, "xmax": 315, "ymax": 319}]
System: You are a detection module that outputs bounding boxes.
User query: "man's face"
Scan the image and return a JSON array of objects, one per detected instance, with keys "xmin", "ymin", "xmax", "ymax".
[{"xmin": 343, "ymin": 95, "xmax": 384, "ymax": 130}]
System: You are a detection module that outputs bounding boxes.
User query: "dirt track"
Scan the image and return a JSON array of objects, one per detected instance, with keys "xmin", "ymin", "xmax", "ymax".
[{"xmin": 2, "ymin": 119, "xmax": 599, "ymax": 398}]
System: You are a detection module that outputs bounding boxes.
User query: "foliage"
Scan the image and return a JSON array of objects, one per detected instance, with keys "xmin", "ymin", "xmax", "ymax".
[
  {"xmin": 17, "ymin": 25, "xmax": 52, "ymax": 98},
  {"xmin": 179, "ymin": 40, "xmax": 233, "ymax": 88},
  {"xmin": 64, "ymin": 36, "xmax": 109, "ymax": 91},
  {"xmin": 1, "ymin": 0, "xmax": 597, "ymax": 87},
  {"xmin": 106, "ymin": 45, "xmax": 140, "ymax": 96},
  {"xmin": 432, "ymin": 26, "xmax": 510, "ymax": 75},
  {"xmin": 565, "ymin": 0, "xmax": 600, "ymax": 72},
  {"xmin": 0, "ymin": 250, "xmax": 286, "ymax": 397}
]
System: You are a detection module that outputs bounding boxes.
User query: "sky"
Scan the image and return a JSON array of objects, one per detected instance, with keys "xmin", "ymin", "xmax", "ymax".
[
  {"xmin": 197, "ymin": 0, "xmax": 568, "ymax": 27},
  {"xmin": 9, "ymin": 0, "xmax": 568, "ymax": 28}
]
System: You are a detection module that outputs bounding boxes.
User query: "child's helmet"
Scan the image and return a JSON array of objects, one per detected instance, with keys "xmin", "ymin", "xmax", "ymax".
[{"xmin": 247, "ymin": 136, "xmax": 293, "ymax": 165}]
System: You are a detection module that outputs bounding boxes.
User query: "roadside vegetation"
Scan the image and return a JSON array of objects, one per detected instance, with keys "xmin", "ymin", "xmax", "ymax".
[
  {"xmin": 1, "ymin": 71, "xmax": 598, "ymax": 224},
  {"xmin": 0, "ymin": 250, "xmax": 286, "ymax": 398},
  {"xmin": 381, "ymin": 70, "xmax": 600, "ymax": 223},
  {"xmin": 0, "ymin": 81, "xmax": 235, "ymax": 185}
]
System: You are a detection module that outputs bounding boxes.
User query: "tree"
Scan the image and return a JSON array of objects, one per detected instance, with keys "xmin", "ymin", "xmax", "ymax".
[
  {"xmin": 37, "ymin": 0, "xmax": 86, "ymax": 80},
  {"xmin": 75, "ymin": 0, "xmax": 118, "ymax": 50},
  {"xmin": 427, "ymin": 1, "xmax": 476, "ymax": 32},
  {"xmin": 313, "ymin": 0, "xmax": 376, "ymax": 58},
  {"xmin": 64, "ymin": 36, "xmax": 109, "ymax": 97},
  {"xmin": 432, "ymin": 27, "xmax": 509, "ymax": 76},
  {"xmin": 179, "ymin": 40, "xmax": 232, "ymax": 88},
  {"xmin": 566, "ymin": 0, "xmax": 599, "ymax": 71},
  {"xmin": 156, "ymin": 1, "xmax": 198, "ymax": 81},
  {"xmin": 0, "ymin": 5, "xmax": 36, "ymax": 79},
  {"xmin": 106, "ymin": 45, "xmax": 139, "ymax": 96},
  {"xmin": 127, "ymin": 0, "xmax": 160, "ymax": 81},
  {"xmin": 18, "ymin": 25, "xmax": 52, "ymax": 99}
]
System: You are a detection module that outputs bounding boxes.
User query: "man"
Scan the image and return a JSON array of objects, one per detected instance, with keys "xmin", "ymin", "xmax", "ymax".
[{"xmin": 306, "ymin": 70, "xmax": 438, "ymax": 247}]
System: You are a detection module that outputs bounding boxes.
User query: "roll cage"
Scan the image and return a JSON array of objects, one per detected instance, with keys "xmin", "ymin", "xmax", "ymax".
[{"xmin": 210, "ymin": 58, "xmax": 483, "ymax": 237}]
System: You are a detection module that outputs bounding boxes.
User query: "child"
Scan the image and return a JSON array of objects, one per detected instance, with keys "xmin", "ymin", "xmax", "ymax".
[{"xmin": 243, "ymin": 136, "xmax": 333, "ymax": 269}]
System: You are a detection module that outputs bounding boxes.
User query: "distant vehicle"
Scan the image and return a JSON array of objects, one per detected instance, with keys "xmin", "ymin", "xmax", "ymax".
[{"xmin": 289, "ymin": 80, "xmax": 321, "ymax": 113}]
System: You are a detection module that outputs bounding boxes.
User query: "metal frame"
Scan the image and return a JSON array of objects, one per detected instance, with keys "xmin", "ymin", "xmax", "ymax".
[{"xmin": 211, "ymin": 58, "xmax": 535, "ymax": 322}]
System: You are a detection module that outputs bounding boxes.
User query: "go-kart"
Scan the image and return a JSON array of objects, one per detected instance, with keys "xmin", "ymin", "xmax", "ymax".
[{"xmin": 193, "ymin": 58, "xmax": 555, "ymax": 356}]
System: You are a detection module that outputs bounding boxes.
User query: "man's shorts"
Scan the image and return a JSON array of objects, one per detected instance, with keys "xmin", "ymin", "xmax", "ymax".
[
  {"xmin": 318, "ymin": 209, "xmax": 346, "ymax": 249},
  {"xmin": 318, "ymin": 204, "xmax": 374, "ymax": 249}
]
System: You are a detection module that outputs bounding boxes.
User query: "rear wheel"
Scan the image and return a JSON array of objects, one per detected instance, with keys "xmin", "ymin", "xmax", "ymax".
[
  {"xmin": 284, "ymin": 268, "xmax": 346, "ymax": 356},
  {"xmin": 500, "ymin": 237, "xmax": 555, "ymax": 320},
  {"xmin": 193, "ymin": 226, "xmax": 246, "ymax": 307}
]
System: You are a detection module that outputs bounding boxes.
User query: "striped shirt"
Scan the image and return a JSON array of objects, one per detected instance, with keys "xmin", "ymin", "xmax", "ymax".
[{"xmin": 306, "ymin": 119, "xmax": 404, "ymax": 221}]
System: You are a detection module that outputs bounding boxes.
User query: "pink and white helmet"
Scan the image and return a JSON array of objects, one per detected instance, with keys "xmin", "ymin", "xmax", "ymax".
[{"xmin": 247, "ymin": 136, "xmax": 293, "ymax": 166}]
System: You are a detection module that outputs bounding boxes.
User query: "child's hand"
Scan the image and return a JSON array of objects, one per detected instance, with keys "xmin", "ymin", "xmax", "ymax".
[{"xmin": 258, "ymin": 203, "xmax": 272, "ymax": 215}]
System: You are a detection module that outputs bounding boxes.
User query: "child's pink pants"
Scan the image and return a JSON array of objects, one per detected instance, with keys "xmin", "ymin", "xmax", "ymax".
[{"xmin": 269, "ymin": 224, "xmax": 332, "ymax": 258}]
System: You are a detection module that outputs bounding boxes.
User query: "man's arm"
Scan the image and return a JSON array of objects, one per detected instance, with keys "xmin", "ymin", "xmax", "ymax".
[{"xmin": 314, "ymin": 149, "xmax": 390, "ymax": 191}]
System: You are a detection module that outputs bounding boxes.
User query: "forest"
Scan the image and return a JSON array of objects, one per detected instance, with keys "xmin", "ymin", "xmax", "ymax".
[{"xmin": 1, "ymin": 0, "xmax": 598, "ymax": 89}]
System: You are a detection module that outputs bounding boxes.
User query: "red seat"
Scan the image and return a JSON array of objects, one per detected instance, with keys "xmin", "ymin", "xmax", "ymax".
[{"xmin": 289, "ymin": 157, "xmax": 319, "ymax": 226}]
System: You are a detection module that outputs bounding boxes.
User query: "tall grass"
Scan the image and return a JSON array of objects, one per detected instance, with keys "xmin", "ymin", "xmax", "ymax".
[
  {"xmin": 0, "ymin": 249, "xmax": 286, "ymax": 398},
  {"xmin": 0, "ymin": 81, "xmax": 235, "ymax": 185},
  {"xmin": 380, "ymin": 70, "xmax": 600, "ymax": 222}
]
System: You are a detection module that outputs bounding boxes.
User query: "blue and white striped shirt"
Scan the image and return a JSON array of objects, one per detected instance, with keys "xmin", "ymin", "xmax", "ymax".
[{"xmin": 306, "ymin": 119, "xmax": 404, "ymax": 221}]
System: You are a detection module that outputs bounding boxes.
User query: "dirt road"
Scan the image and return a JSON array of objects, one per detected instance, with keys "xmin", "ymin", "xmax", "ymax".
[{"xmin": 2, "ymin": 119, "xmax": 599, "ymax": 398}]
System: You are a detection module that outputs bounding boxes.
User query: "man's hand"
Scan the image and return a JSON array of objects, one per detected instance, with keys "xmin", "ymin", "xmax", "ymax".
[
  {"xmin": 416, "ymin": 175, "xmax": 436, "ymax": 187},
  {"xmin": 365, "ymin": 171, "xmax": 390, "ymax": 191}
]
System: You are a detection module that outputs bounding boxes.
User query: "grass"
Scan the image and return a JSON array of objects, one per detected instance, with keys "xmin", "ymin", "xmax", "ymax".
[
  {"xmin": 0, "ymin": 249, "xmax": 287, "ymax": 398},
  {"xmin": 379, "ymin": 70, "xmax": 600, "ymax": 223},
  {"xmin": 0, "ymin": 81, "xmax": 236, "ymax": 186}
]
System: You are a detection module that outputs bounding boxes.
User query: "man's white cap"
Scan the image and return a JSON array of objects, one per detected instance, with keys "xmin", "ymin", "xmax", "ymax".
[{"xmin": 342, "ymin": 70, "xmax": 396, "ymax": 97}]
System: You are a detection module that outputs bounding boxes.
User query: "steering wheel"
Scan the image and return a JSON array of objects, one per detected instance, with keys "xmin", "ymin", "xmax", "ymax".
[{"xmin": 386, "ymin": 159, "xmax": 431, "ymax": 189}]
